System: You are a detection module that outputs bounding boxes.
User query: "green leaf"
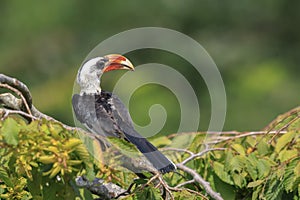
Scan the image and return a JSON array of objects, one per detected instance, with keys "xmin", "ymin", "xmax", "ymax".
[
  {"xmin": 188, "ymin": 133, "xmax": 205, "ymax": 152},
  {"xmin": 257, "ymin": 139, "xmax": 270, "ymax": 156},
  {"xmin": 231, "ymin": 143, "xmax": 246, "ymax": 155},
  {"xmin": 252, "ymin": 185, "xmax": 262, "ymax": 200},
  {"xmin": 133, "ymin": 178, "xmax": 148, "ymax": 185},
  {"xmin": 294, "ymin": 161, "xmax": 300, "ymax": 177},
  {"xmin": 149, "ymin": 136, "xmax": 172, "ymax": 147},
  {"xmin": 213, "ymin": 174, "xmax": 236, "ymax": 200},
  {"xmin": 284, "ymin": 159, "xmax": 300, "ymax": 192},
  {"xmin": 171, "ymin": 133, "xmax": 195, "ymax": 149},
  {"xmin": 298, "ymin": 184, "xmax": 300, "ymax": 198},
  {"xmin": 173, "ymin": 190, "xmax": 202, "ymax": 200},
  {"xmin": 1, "ymin": 118, "xmax": 20, "ymax": 146},
  {"xmin": 245, "ymin": 154, "xmax": 258, "ymax": 180},
  {"xmin": 229, "ymin": 155, "xmax": 245, "ymax": 173},
  {"xmin": 275, "ymin": 132, "xmax": 296, "ymax": 153},
  {"xmin": 232, "ymin": 172, "xmax": 246, "ymax": 188},
  {"xmin": 27, "ymin": 168, "xmax": 43, "ymax": 199},
  {"xmin": 257, "ymin": 159, "xmax": 271, "ymax": 179},
  {"xmin": 48, "ymin": 122, "xmax": 64, "ymax": 139},
  {"xmin": 136, "ymin": 186, "xmax": 162, "ymax": 200},
  {"xmin": 80, "ymin": 188, "xmax": 94, "ymax": 200},
  {"xmin": 224, "ymin": 150, "xmax": 234, "ymax": 171},
  {"xmin": 107, "ymin": 137, "xmax": 139, "ymax": 155},
  {"xmin": 246, "ymin": 136, "xmax": 256, "ymax": 147},
  {"xmin": 247, "ymin": 180, "xmax": 264, "ymax": 188},
  {"xmin": 278, "ymin": 149, "xmax": 298, "ymax": 163},
  {"xmin": 213, "ymin": 162, "xmax": 233, "ymax": 185},
  {"xmin": 0, "ymin": 167, "xmax": 13, "ymax": 187}
]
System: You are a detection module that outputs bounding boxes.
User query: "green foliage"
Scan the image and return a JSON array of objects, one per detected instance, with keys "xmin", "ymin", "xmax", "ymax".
[
  {"xmin": 0, "ymin": 116, "xmax": 94, "ymax": 199},
  {"xmin": 135, "ymin": 185, "xmax": 163, "ymax": 200},
  {"xmin": 205, "ymin": 119, "xmax": 299, "ymax": 199},
  {"xmin": 166, "ymin": 108, "xmax": 299, "ymax": 200},
  {"xmin": 0, "ymin": 107, "xmax": 299, "ymax": 199}
]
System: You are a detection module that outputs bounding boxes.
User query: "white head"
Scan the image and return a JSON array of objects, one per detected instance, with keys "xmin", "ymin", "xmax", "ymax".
[{"xmin": 77, "ymin": 54, "xmax": 134, "ymax": 94}]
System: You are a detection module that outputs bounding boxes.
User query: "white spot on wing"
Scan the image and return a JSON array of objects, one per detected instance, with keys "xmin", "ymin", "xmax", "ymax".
[{"xmin": 108, "ymin": 98, "xmax": 116, "ymax": 110}]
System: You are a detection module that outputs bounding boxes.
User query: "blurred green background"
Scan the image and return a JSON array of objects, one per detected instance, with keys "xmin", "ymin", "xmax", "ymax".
[{"xmin": 0, "ymin": 1, "xmax": 299, "ymax": 132}]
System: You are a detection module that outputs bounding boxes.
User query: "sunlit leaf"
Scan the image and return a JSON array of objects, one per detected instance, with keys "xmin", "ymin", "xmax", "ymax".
[
  {"xmin": 188, "ymin": 133, "xmax": 205, "ymax": 152},
  {"xmin": 275, "ymin": 132, "xmax": 296, "ymax": 153},
  {"xmin": 136, "ymin": 185, "xmax": 162, "ymax": 200},
  {"xmin": 278, "ymin": 149, "xmax": 298, "ymax": 163},
  {"xmin": 245, "ymin": 156, "xmax": 258, "ymax": 180},
  {"xmin": 247, "ymin": 180, "xmax": 264, "ymax": 188},
  {"xmin": 0, "ymin": 167, "xmax": 13, "ymax": 187},
  {"xmin": 231, "ymin": 143, "xmax": 246, "ymax": 155},
  {"xmin": 232, "ymin": 172, "xmax": 246, "ymax": 188},
  {"xmin": 246, "ymin": 136, "xmax": 256, "ymax": 147},
  {"xmin": 294, "ymin": 161, "xmax": 300, "ymax": 177},
  {"xmin": 284, "ymin": 159, "xmax": 300, "ymax": 192},
  {"xmin": 171, "ymin": 133, "xmax": 195, "ymax": 149},
  {"xmin": 149, "ymin": 136, "xmax": 172, "ymax": 147},
  {"xmin": 213, "ymin": 161, "xmax": 233, "ymax": 185},
  {"xmin": 257, "ymin": 159, "xmax": 271, "ymax": 179},
  {"xmin": 107, "ymin": 137, "xmax": 139, "ymax": 155},
  {"xmin": 1, "ymin": 118, "xmax": 20, "ymax": 146},
  {"xmin": 229, "ymin": 155, "xmax": 245, "ymax": 173},
  {"xmin": 257, "ymin": 139, "xmax": 270, "ymax": 156}
]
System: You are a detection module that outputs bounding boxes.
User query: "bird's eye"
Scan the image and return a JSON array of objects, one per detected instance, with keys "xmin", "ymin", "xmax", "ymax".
[
  {"xmin": 95, "ymin": 61, "xmax": 105, "ymax": 69},
  {"xmin": 96, "ymin": 58, "xmax": 108, "ymax": 69}
]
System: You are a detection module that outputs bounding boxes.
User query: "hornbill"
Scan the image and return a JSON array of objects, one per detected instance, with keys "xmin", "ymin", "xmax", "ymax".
[{"xmin": 72, "ymin": 54, "xmax": 176, "ymax": 174}]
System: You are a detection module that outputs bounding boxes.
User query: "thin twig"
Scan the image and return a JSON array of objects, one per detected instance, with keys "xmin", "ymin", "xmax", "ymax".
[
  {"xmin": 169, "ymin": 187, "xmax": 209, "ymax": 200},
  {"xmin": 268, "ymin": 115, "xmax": 300, "ymax": 144},
  {"xmin": 0, "ymin": 108, "xmax": 38, "ymax": 120},
  {"xmin": 0, "ymin": 83, "xmax": 32, "ymax": 116},
  {"xmin": 0, "ymin": 74, "xmax": 32, "ymax": 108},
  {"xmin": 176, "ymin": 163, "xmax": 223, "ymax": 200},
  {"xmin": 175, "ymin": 179, "xmax": 195, "ymax": 188},
  {"xmin": 206, "ymin": 131, "xmax": 287, "ymax": 145},
  {"xmin": 263, "ymin": 106, "xmax": 300, "ymax": 131},
  {"xmin": 158, "ymin": 175, "xmax": 174, "ymax": 200},
  {"xmin": 161, "ymin": 147, "xmax": 194, "ymax": 156},
  {"xmin": 181, "ymin": 148, "xmax": 226, "ymax": 165}
]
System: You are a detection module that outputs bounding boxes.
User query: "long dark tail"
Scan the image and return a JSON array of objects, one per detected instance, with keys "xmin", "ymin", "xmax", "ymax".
[{"xmin": 123, "ymin": 131, "xmax": 176, "ymax": 174}]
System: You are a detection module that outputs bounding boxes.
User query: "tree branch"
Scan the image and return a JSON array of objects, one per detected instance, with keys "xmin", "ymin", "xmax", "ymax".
[
  {"xmin": 0, "ymin": 74, "xmax": 32, "ymax": 109},
  {"xmin": 181, "ymin": 147, "xmax": 225, "ymax": 165},
  {"xmin": 176, "ymin": 163, "xmax": 223, "ymax": 200},
  {"xmin": 75, "ymin": 176, "xmax": 127, "ymax": 199}
]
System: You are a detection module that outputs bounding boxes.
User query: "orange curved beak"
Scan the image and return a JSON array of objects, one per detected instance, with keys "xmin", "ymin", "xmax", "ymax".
[{"xmin": 103, "ymin": 54, "xmax": 135, "ymax": 72}]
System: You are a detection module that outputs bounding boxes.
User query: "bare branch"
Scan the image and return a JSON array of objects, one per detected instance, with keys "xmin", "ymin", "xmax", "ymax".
[
  {"xmin": 75, "ymin": 176, "xmax": 126, "ymax": 199},
  {"xmin": 0, "ymin": 83, "xmax": 32, "ymax": 115},
  {"xmin": 0, "ymin": 93, "xmax": 23, "ymax": 110},
  {"xmin": 263, "ymin": 106, "xmax": 300, "ymax": 131},
  {"xmin": 175, "ymin": 179, "xmax": 195, "ymax": 188},
  {"xmin": 268, "ymin": 115, "xmax": 300, "ymax": 144},
  {"xmin": 161, "ymin": 147, "xmax": 194, "ymax": 156},
  {"xmin": 0, "ymin": 74, "xmax": 32, "ymax": 108},
  {"xmin": 181, "ymin": 148, "xmax": 225, "ymax": 165},
  {"xmin": 176, "ymin": 163, "xmax": 223, "ymax": 200},
  {"xmin": 206, "ymin": 130, "xmax": 287, "ymax": 145},
  {"xmin": 0, "ymin": 108, "xmax": 38, "ymax": 120}
]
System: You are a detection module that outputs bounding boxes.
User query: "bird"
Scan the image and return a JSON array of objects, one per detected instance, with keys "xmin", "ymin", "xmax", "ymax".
[{"xmin": 72, "ymin": 54, "xmax": 176, "ymax": 174}]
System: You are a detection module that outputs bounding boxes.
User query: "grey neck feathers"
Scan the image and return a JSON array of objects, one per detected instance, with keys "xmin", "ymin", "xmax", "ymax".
[{"xmin": 77, "ymin": 58, "xmax": 103, "ymax": 95}]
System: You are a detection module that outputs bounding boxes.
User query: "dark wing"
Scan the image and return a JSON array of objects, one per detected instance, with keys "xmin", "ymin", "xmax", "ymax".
[
  {"xmin": 109, "ymin": 93, "xmax": 176, "ymax": 173},
  {"xmin": 72, "ymin": 92, "xmax": 176, "ymax": 173}
]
